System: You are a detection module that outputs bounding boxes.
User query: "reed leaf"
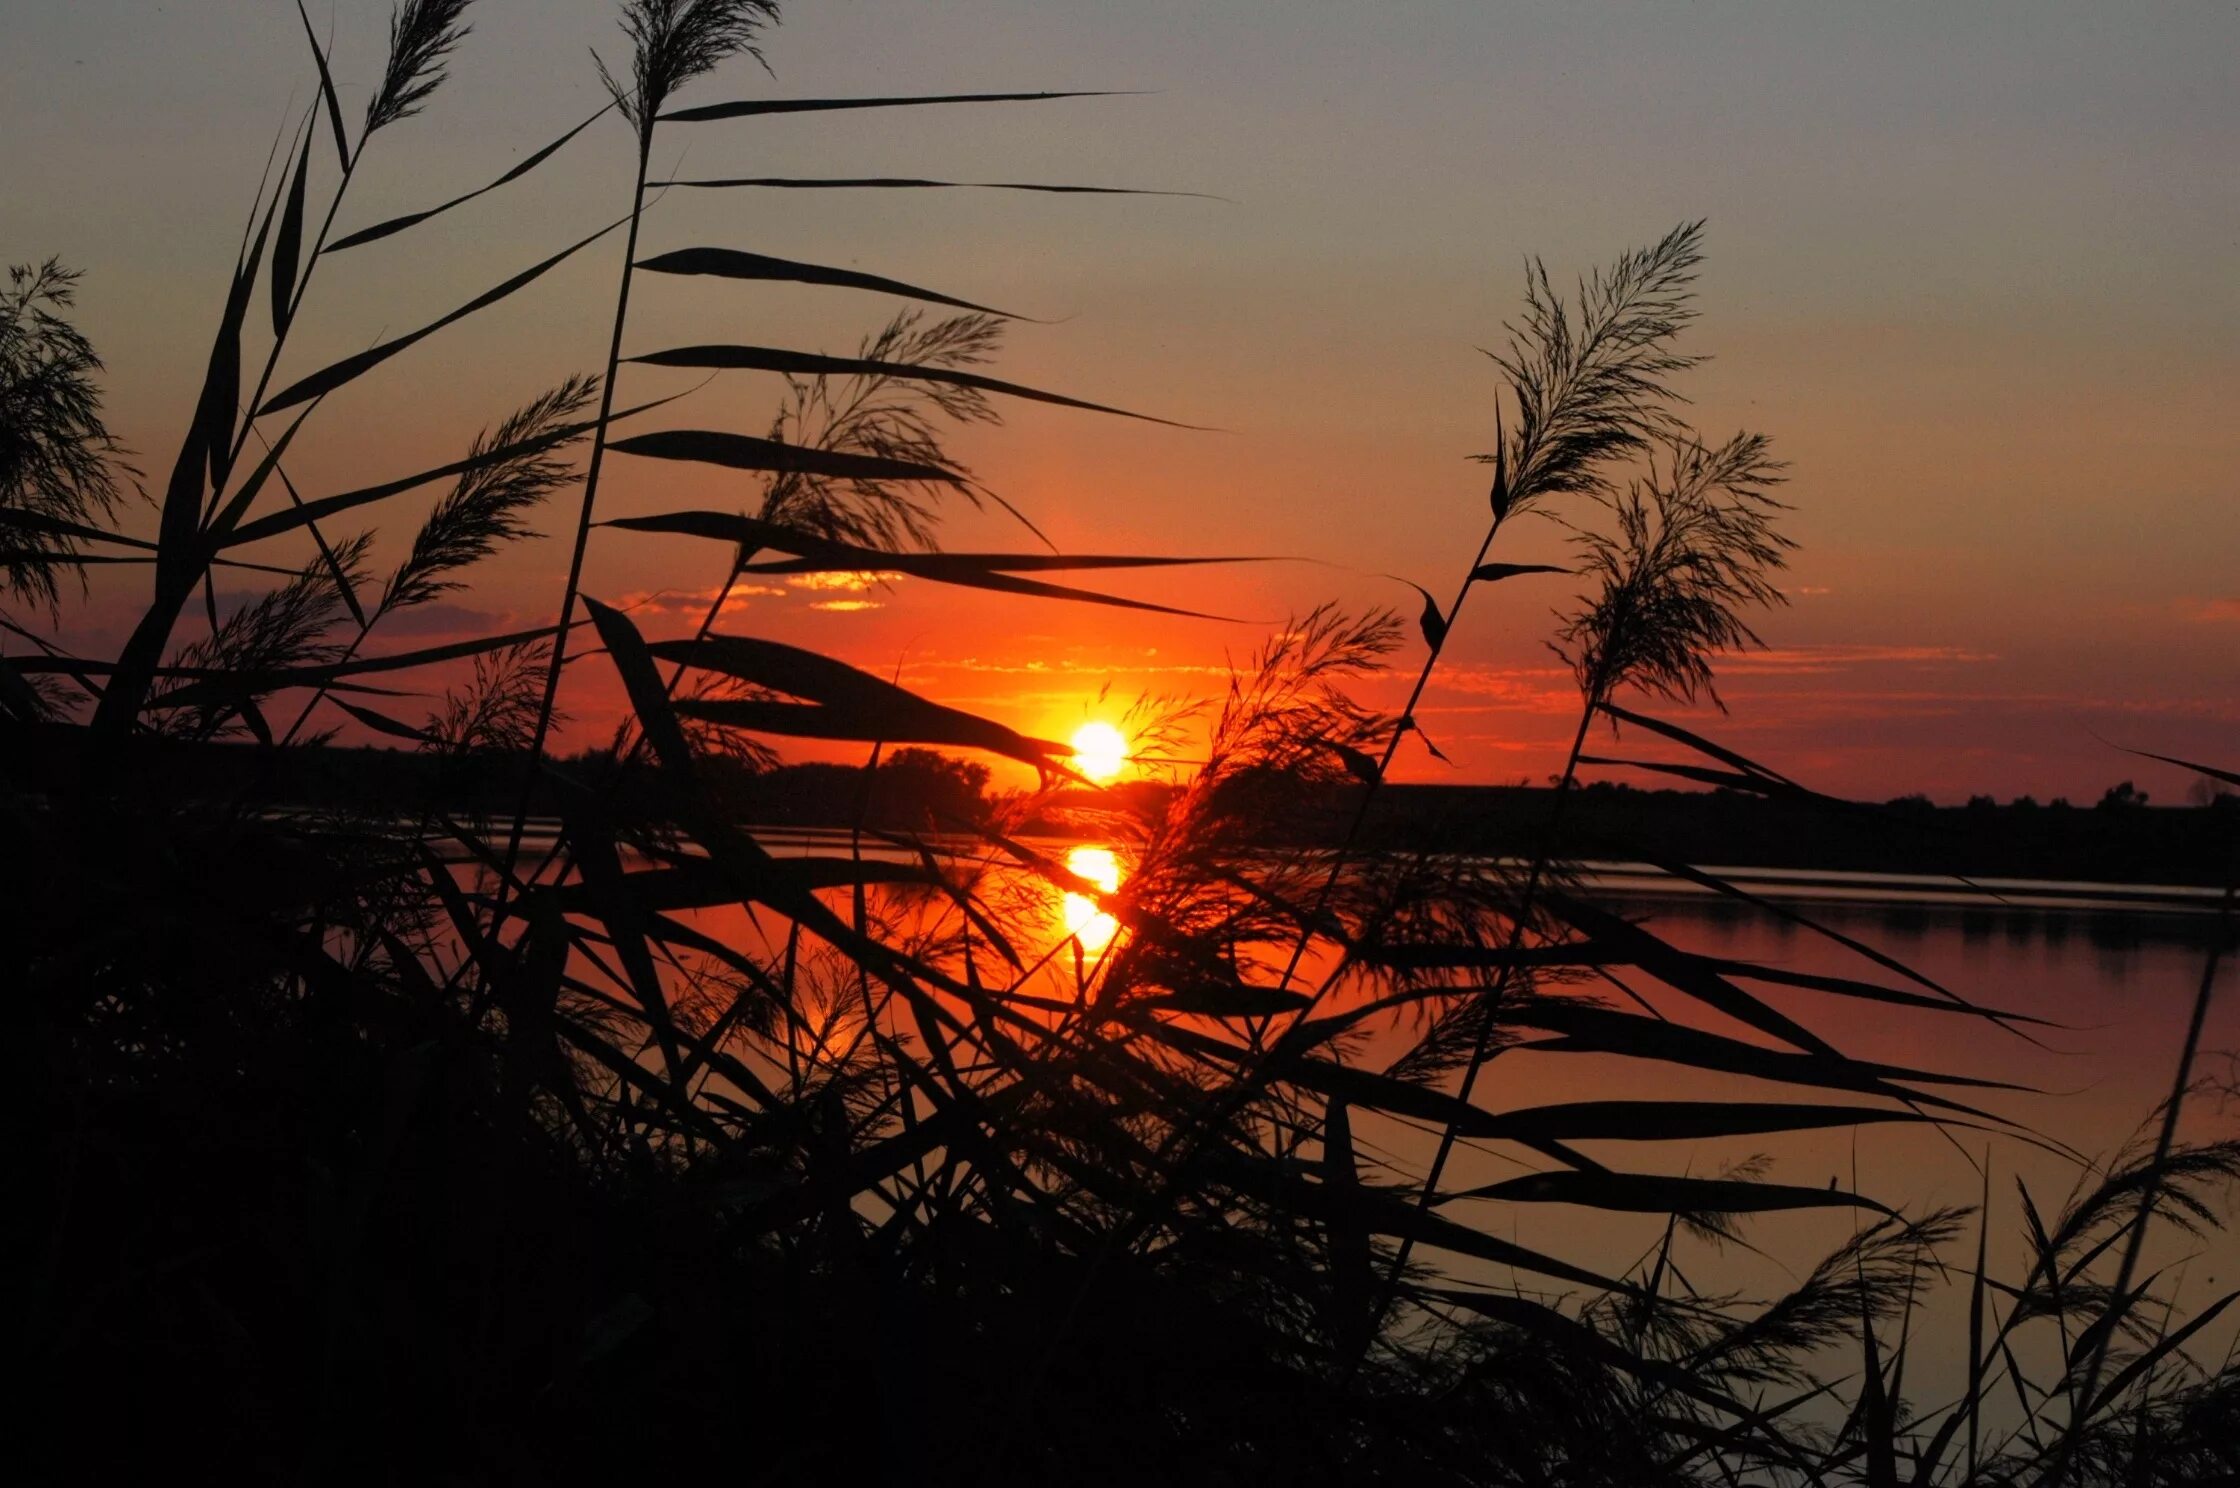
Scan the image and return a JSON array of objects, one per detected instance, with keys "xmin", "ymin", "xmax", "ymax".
[
  {"xmin": 652, "ymin": 632, "xmax": 1072, "ymax": 773},
  {"xmin": 259, "ymin": 216, "xmax": 625, "ymax": 414},
  {"xmin": 329, "ymin": 103, "xmax": 612, "ymax": 252},
  {"xmin": 1459, "ymin": 1170, "xmax": 1898, "ymax": 1220},
  {"xmin": 607, "ymin": 428, "xmax": 963, "ymax": 485},
  {"xmin": 1470, "ymin": 561, "xmax": 1568, "ymax": 584},
  {"xmin": 626, "ymin": 343, "xmax": 1193, "ymax": 426},
  {"xmin": 220, "ymin": 391, "xmax": 676, "ymax": 549},
  {"xmin": 269, "ymin": 127, "xmax": 312, "ymax": 337},
  {"xmin": 659, "ymin": 89, "xmax": 1126, "ymax": 123},
  {"xmin": 1466, "ymin": 1099, "xmax": 1931, "ymax": 1144},
  {"xmin": 292, "ymin": 0, "xmax": 350, "ymax": 166},
  {"xmin": 653, "ymin": 174, "xmax": 1213, "ymax": 199},
  {"xmin": 604, "ymin": 509, "xmax": 1248, "ymax": 618},
  {"xmin": 634, "ymin": 247, "xmax": 1018, "ymax": 318}
]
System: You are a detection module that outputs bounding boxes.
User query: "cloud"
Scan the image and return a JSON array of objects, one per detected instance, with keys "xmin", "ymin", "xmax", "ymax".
[
  {"xmin": 810, "ymin": 599, "xmax": 882, "ymax": 613},
  {"xmin": 614, "ymin": 584, "xmax": 786, "ymax": 618},
  {"xmin": 1419, "ymin": 664, "xmax": 1578, "ymax": 714},
  {"xmin": 2192, "ymin": 598, "xmax": 2240, "ymax": 622},
  {"xmin": 926, "ymin": 656, "xmax": 1231, "ymax": 680},
  {"xmin": 789, "ymin": 571, "xmax": 902, "ymax": 593},
  {"xmin": 1717, "ymin": 644, "xmax": 1998, "ymax": 675}
]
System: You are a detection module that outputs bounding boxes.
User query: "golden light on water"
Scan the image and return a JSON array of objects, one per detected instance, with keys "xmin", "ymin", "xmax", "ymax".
[
  {"xmin": 1069, "ymin": 721, "xmax": 1130, "ymax": 783},
  {"xmin": 1061, "ymin": 845, "xmax": 1121, "ymax": 954}
]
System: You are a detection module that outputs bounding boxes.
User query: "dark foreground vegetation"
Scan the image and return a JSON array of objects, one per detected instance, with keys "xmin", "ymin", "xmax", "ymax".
[{"xmin": 9, "ymin": 4, "xmax": 2237, "ymax": 1484}]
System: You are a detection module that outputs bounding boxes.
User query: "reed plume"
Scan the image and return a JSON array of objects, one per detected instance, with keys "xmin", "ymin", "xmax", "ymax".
[
  {"xmin": 0, "ymin": 260, "xmax": 134, "ymax": 611},
  {"xmin": 379, "ymin": 375, "xmax": 599, "ymax": 617},
  {"xmin": 1557, "ymin": 430, "xmax": 1791, "ymax": 709},
  {"xmin": 601, "ymin": 0, "xmax": 780, "ymax": 140},
  {"xmin": 1482, "ymin": 219, "xmax": 1707, "ymax": 516},
  {"xmin": 759, "ymin": 311, "xmax": 1007, "ymax": 550},
  {"xmin": 366, "ymin": 0, "xmax": 477, "ymax": 134}
]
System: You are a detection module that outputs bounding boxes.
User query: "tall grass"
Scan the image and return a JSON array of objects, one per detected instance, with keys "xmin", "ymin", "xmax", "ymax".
[{"xmin": 6, "ymin": 4, "xmax": 2236, "ymax": 1483}]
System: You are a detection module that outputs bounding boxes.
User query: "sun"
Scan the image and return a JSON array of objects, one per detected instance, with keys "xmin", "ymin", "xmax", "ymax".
[{"xmin": 1069, "ymin": 720, "xmax": 1130, "ymax": 784}]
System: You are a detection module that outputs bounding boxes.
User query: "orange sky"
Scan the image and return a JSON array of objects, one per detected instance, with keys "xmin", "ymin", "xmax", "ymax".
[{"xmin": 7, "ymin": 1, "xmax": 2235, "ymax": 800}]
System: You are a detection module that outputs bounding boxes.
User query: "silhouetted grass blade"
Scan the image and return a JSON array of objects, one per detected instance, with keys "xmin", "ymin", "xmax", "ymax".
[
  {"xmin": 1510, "ymin": 1001, "xmax": 2029, "ymax": 1112},
  {"xmin": 1599, "ymin": 700, "xmax": 1802, "ymax": 788},
  {"xmin": 207, "ymin": 399, "xmax": 320, "ymax": 538},
  {"xmin": 328, "ymin": 103, "xmax": 613, "ymax": 252},
  {"xmin": 0, "ymin": 657, "xmax": 51, "ymax": 722},
  {"xmin": 658, "ymin": 90, "xmax": 1127, "ymax": 123},
  {"xmin": 1704, "ymin": 956, "xmax": 2047, "ymax": 1025},
  {"xmin": 1459, "ymin": 1170, "xmax": 1897, "ymax": 1219},
  {"xmin": 1542, "ymin": 891, "xmax": 1841, "ymax": 1057},
  {"xmin": 652, "ymin": 175, "xmax": 1216, "ymax": 200},
  {"xmin": 1331, "ymin": 741, "xmax": 1382, "ymax": 784},
  {"xmin": 680, "ymin": 697, "xmax": 1075, "ymax": 767},
  {"xmin": 1579, "ymin": 754, "xmax": 1781, "ymax": 795},
  {"xmin": 584, "ymin": 597, "xmax": 697, "ymax": 775},
  {"xmin": 607, "ymin": 429, "xmax": 962, "ymax": 485},
  {"xmin": 2085, "ymin": 1288, "xmax": 2239, "ymax": 1418},
  {"xmin": 330, "ymin": 697, "xmax": 439, "ymax": 744},
  {"xmin": 1319, "ymin": 1100, "xmax": 1373, "ymax": 1356},
  {"xmin": 273, "ymin": 462, "xmax": 367, "ymax": 629},
  {"xmin": 1472, "ymin": 1100, "xmax": 1930, "ymax": 1144},
  {"xmin": 293, "ymin": 0, "xmax": 350, "ymax": 166},
  {"xmin": 626, "ymin": 344, "xmax": 1196, "ymax": 426},
  {"xmin": 1856, "ymin": 1290, "xmax": 1900, "ymax": 1488},
  {"xmin": 1432, "ymin": 1288, "xmax": 1756, "ymax": 1417},
  {"xmin": 652, "ymin": 633, "xmax": 1072, "ymax": 773},
  {"xmin": 1241, "ymin": 1157, "xmax": 1641, "ymax": 1295},
  {"xmin": 2116, "ymin": 746, "xmax": 2240, "ymax": 791},
  {"xmin": 1404, "ymin": 581, "xmax": 1447, "ymax": 652},
  {"xmin": 260, "ymin": 217, "xmax": 624, "ymax": 413},
  {"xmin": 1620, "ymin": 853, "xmax": 1973, "ymax": 1011},
  {"xmin": 635, "ymin": 248, "xmax": 1017, "ymax": 318},
  {"xmin": 1469, "ymin": 561, "xmax": 1567, "ymax": 584},
  {"xmin": 1912, "ymin": 1159, "xmax": 1994, "ymax": 1484},
  {"xmin": 202, "ymin": 180, "xmax": 277, "ymax": 493},
  {"xmin": 1141, "ymin": 983, "xmax": 1311, "ymax": 1017},
  {"xmin": 220, "ymin": 392, "xmax": 677, "ymax": 548},
  {"xmin": 604, "ymin": 510, "xmax": 1246, "ymax": 619},
  {"xmin": 1397, "ymin": 715, "xmax": 1451, "ymax": 763},
  {"xmin": 235, "ymin": 693, "xmax": 274, "ymax": 745},
  {"xmin": 611, "ymin": 513, "xmax": 1260, "ymax": 576},
  {"xmin": 0, "ymin": 510, "xmax": 157, "ymax": 552},
  {"xmin": 271, "ymin": 127, "xmax": 312, "ymax": 336},
  {"xmin": 553, "ymin": 859, "xmax": 939, "ymax": 916},
  {"xmin": 146, "ymin": 624, "xmax": 572, "ymax": 708},
  {"xmin": 0, "ymin": 551, "xmax": 160, "ymax": 568},
  {"xmin": 568, "ymin": 815, "xmax": 683, "ymax": 1079}
]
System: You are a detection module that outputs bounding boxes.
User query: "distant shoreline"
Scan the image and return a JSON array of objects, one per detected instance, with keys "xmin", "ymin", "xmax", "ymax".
[{"xmin": 8, "ymin": 731, "xmax": 2233, "ymax": 890}]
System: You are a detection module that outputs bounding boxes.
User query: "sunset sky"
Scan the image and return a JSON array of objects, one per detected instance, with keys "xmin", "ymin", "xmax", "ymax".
[{"xmin": 7, "ymin": 0, "xmax": 2235, "ymax": 800}]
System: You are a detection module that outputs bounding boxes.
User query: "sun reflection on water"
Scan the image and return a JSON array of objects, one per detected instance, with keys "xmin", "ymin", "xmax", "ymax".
[{"xmin": 1061, "ymin": 845, "xmax": 1121, "ymax": 954}]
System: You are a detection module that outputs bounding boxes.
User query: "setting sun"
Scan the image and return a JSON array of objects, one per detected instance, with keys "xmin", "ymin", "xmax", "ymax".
[
  {"xmin": 1061, "ymin": 846, "xmax": 1122, "ymax": 954},
  {"xmin": 1069, "ymin": 721, "xmax": 1131, "ymax": 783}
]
